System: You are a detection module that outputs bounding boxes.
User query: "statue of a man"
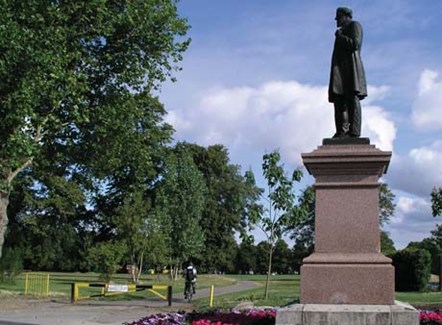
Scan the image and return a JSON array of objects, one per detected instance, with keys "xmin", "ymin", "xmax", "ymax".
[{"xmin": 328, "ymin": 7, "xmax": 367, "ymax": 138}]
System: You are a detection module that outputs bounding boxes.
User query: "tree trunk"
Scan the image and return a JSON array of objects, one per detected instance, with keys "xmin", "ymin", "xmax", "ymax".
[
  {"xmin": 264, "ymin": 244, "xmax": 274, "ymax": 300},
  {"xmin": 136, "ymin": 252, "xmax": 144, "ymax": 283},
  {"xmin": 0, "ymin": 190, "xmax": 10, "ymax": 259},
  {"xmin": 439, "ymin": 254, "xmax": 442, "ymax": 292}
]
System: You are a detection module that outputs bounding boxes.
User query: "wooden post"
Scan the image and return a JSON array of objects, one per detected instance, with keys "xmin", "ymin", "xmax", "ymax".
[
  {"xmin": 71, "ymin": 283, "xmax": 80, "ymax": 303},
  {"xmin": 167, "ymin": 285, "xmax": 172, "ymax": 306}
]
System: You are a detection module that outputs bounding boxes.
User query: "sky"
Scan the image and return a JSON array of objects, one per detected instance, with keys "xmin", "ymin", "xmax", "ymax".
[{"xmin": 159, "ymin": 0, "xmax": 442, "ymax": 249}]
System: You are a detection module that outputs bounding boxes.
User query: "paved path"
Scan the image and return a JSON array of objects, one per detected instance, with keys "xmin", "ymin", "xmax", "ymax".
[{"xmin": 0, "ymin": 281, "xmax": 261, "ymax": 325}]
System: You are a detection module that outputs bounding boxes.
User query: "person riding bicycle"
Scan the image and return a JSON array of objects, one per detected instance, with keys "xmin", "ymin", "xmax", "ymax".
[{"xmin": 183, "ymin": 262, "xmax": 197, "ymax": 298}]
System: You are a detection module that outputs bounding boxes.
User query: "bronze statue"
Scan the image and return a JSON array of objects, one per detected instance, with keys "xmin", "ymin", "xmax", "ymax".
[{"xmin": 328, "ymin": 7, "xmax": 367, "ymax": 138}]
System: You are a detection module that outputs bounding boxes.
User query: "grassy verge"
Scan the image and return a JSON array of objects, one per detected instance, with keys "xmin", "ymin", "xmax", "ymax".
[
  {"xmin": 193, "ymin": 274, "xmax": 300, "ymax": 310},
  {"xmin": 0, "ymin": 272, "xmax": 237, "ymax": 301},
  {"xmin": 1, "ymin": 272, "xmax": 442, "ymax": 309}
]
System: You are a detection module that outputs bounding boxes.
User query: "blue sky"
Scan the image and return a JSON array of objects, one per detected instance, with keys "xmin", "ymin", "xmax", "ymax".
[{"xmin": 160, "ymin": 0, "xmax": 442, "ymax": 249}]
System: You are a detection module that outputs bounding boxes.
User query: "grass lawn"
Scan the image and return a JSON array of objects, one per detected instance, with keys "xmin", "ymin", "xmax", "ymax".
[
  {"xmin": 1, "ymin": 272, "xmax": 442, "ymax": 309},
  {"xmin": 0, "ymin": 272, "xmax": 237, "ymax": 302}
]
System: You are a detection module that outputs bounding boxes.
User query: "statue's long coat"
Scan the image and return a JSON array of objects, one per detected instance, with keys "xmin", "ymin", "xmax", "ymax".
[{"xmin": 328, "ymin": 20, "xmax": 367, "ymax": 102}]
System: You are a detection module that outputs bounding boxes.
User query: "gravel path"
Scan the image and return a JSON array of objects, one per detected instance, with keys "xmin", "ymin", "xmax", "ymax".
[{"xmin": 0, "ymin": 281, "xmax": 261, "ymax": 325}]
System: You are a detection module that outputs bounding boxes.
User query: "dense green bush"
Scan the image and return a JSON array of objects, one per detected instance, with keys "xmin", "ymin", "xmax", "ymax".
[
  {"xmin": 392, "ymin": 248, "xmax": 431, "ymax": 291},
  {"xmin": 0, "ymin": 247, "xmax": 23, "ymax": 282}
]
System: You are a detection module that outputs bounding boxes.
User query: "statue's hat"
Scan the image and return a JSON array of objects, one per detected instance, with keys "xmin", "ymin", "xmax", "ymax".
[{"xmin": 336, "ymin": 7, "xmax": 352, "ymax": 19}]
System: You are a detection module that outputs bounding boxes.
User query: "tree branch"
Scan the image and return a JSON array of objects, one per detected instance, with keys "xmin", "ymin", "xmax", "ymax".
[{"xmin": 5, "ymin": 120, "xmax": 47, "ymax": 186}]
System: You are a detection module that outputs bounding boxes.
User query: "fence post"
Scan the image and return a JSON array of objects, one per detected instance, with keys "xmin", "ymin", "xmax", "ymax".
[
  {"xmin": 24, "ymin": 273, "xmax": 29, "ymax": 295},
  {"xmin": 209, "ymin": 285, "xmax": 214, "ymax": 307},
  {"xmin": 167, "ymin": 285, "xmax": 172, "ymax": 306},
  {"xmin": 45, "ymin": 274, "xmax": 50, "ymax": 297},
  {"xmin": 71, "ymin": 283, "xmax": 78, "ymax": 303}
]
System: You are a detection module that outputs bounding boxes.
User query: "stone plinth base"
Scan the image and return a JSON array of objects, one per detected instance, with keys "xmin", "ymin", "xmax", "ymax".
[
  {"xmin": 300, "ymin": 253, "xmax": 395, "ymax": 304},
  {"xmin": 276, "ymin": 301, "xmax": 419, "ymax": 325}
]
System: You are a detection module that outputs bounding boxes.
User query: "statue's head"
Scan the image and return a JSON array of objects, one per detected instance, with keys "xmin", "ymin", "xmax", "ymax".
[{"xmin": 335, "ymin": 7, "xmax": 352, "ymax": 27}]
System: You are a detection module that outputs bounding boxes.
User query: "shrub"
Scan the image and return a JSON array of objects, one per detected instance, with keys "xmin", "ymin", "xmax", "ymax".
[
  {"xmin": 88, "ymin": 241, "xmax": 126, "ymax": 283},
  {"xmin": 0, "ymin": 247, "xmax": 23, "ymax": 283},
  {"xmin": 392, "ymin": 248, "xmax": 431, "ymax": 291}
]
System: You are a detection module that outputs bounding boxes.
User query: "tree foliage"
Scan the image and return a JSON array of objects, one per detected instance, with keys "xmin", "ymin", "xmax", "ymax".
[
  {"xmin": 392, "ymin": 248, "xmax": 431, "ymax": 292},
  {"xmin": 155, "ymin": 144, "xmax": 206, "ymax": 279},
  {"xmin": 179, "ymin": 143, "xmax": 259, "ymax": 273},
  {"xmin": 431, "ymin": 187, "xmax": 442, "ymax": 217},
  {"xmin": 380, "ymin": 230, "xmax": 396, "ymax": 256},
  {"xmin": 235, "ymin": 240, "xmax": 257, "ymax": 274},
  {"xmin": 0, "ymin": 0, "xmax": 190, "ymax": 257}
]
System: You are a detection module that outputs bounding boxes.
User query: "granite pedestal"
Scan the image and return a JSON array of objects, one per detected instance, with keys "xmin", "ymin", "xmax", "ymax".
[
  {"xmin": 275, "ymin": 139, "xmax": 418, "ymax": 324},
  {"xmin": 276, "ymin": 301, "xmax": 419, "ymax": 325}
]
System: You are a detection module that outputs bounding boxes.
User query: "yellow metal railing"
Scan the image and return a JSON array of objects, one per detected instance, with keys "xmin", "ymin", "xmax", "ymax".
[
  {"xmin": 24, "ymin": 273, "xmax": 50, "ymax": 297},
  {"xmin": 71, "ymin": 282, "xmax": 172, "ymax": 306}
]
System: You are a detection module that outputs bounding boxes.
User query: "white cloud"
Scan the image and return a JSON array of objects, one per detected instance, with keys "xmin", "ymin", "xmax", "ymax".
[
  {"xmin": 386, "ymin": 194, "xmax": 437, "ymax": 249},
  {"xmin": 411, "ymin": 69, "xmax": 442, "ymax": 130},
  {"xmin": 167, "ymin": 80, "xmax": 396, "ymax": 167},
  {"xmin": 364, "ymin": 106, "xmax": 396, "ymax": 152},
  {"xmin": 388, "ymin": 140, "xmax": 442, "ymax": 197}
]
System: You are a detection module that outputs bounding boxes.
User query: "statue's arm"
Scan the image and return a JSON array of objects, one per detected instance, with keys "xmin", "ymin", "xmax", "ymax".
[{"xmin": 336, "ymin": 21, "xmax": 362, "ymax": 52}]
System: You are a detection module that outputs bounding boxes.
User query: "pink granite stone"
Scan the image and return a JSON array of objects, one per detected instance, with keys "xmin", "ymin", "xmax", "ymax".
[{"xmin": 300, "ymin": 143, "xmax": 394, "ymax": 305}]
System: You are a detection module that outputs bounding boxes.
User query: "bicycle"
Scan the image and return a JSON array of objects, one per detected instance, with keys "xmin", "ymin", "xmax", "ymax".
[{"xmin": 184, "ymin": 281, "xmax": 193, "ymax": 302}]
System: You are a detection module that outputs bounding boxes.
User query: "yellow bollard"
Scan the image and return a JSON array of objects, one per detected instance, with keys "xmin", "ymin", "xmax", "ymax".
[
  {"xmin": 45, "ymin": 274, "xmax": 50, "ymax": 297},
  {"xmin": 209, "ymin": 285, "xmax": 214, "ymax": 307},
  {"xmin": 24, "ymin": 273, "xmax": 29, "ymax": 295}
]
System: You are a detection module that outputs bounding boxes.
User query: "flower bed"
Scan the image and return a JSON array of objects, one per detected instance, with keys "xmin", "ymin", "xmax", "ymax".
[
  {"xmin": 125, "ymin": 308, "xmax": 442, "ymax": 325},
  {"xmin": 420, "ymin": 310, "xmax": 442, "ymax": 325},
  {"xmin": 124, "ymin": 308, "xmax": 276, "ymax": 325}
]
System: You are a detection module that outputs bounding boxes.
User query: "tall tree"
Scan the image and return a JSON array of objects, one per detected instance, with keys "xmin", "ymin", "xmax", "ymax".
[
  {"xmin": 155, "ymin": 145, "xmax": 206, "ymax": 279},
  {"xmin": 112, "ymin": 190, "xmax": 158, "ymax": 283},
  {"xmin": 235, "ymin": 239, "xmax": 257, "ymax": 274},
  {"xmin": 180, "ymin": 143, "xmax": 258, "ymax": 273},
  {"xmin": 0, "ymin": 0, "xmax": 190, "ymax": 257},
  {"xmin": 248, "ymin": 150, "xmax": 303, "ymax": 299},
  {"xmin": 272, "ymin": 239, "xmax": 291, "ymax": 274}
]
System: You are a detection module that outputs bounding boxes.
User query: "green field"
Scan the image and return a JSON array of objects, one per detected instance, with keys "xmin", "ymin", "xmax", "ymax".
[{"xmin": 1, "ymin": 272, "xmax": 442, "ymax": 310}]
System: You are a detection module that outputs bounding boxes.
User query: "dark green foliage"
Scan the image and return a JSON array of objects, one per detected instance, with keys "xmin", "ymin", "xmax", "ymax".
[
  {"xmin": 255, "ymin": 241, "xmax": 270, "ymax": 274},
  {"xmin": 381, "ymin": 231, "xmax": 396, "ymax": 256},
  {"xmin": 0, "ymin": 0, "xmax": 189, "ymax": 257},
  {"xmin": 272, "ymin": 240, "xmax": 291, "ymax": 274},
  {"xmin": 0, "ymin": 247, "xmax": 23, "ymax": 282},
  {"xmin": 379, "ymin": 183, "xmax": 396, "ymax": 227},
  {"xmin": 155, "ymin": 144, "xmax": 206, "ymax": 273},
  {"xmin": 88, "ymin": 241, "xmax": 127, "ymax": 282},
  {"xmin": 235, "ymin": 240, "xmax": 257, "ymax": 274},
  {"xmin": 407, "ymin": 239, "xmax": 441, "ymax": 275},
  {"xmin": 431, "ymin": 187, "xmax": 442, "ymax": 217},
  {"xmin": 177, "ymin": 143, "xmax": 259, "ymax": 273},
  {"xmin": 392, "ymin": 248, "xmax": 431, "ymax": 292}
]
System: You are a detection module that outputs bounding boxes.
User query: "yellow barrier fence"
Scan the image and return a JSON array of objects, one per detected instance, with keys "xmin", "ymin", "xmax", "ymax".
[
  {"xmin": 209, "ymin": 285, "xmax": 214, "ymax": 307},
  {"xmin": 71, "ymin": 282, "xmax": 172, "ymax": 306},
  {"xmin": 24, "ymin": 273, "xmax": 50, "ymax": 297}
]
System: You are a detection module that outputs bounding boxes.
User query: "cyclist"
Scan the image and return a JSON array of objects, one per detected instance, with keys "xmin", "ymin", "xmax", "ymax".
[{"xmin": 183, "ymin": 262, "xmax": 197, "ymax": 298}]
